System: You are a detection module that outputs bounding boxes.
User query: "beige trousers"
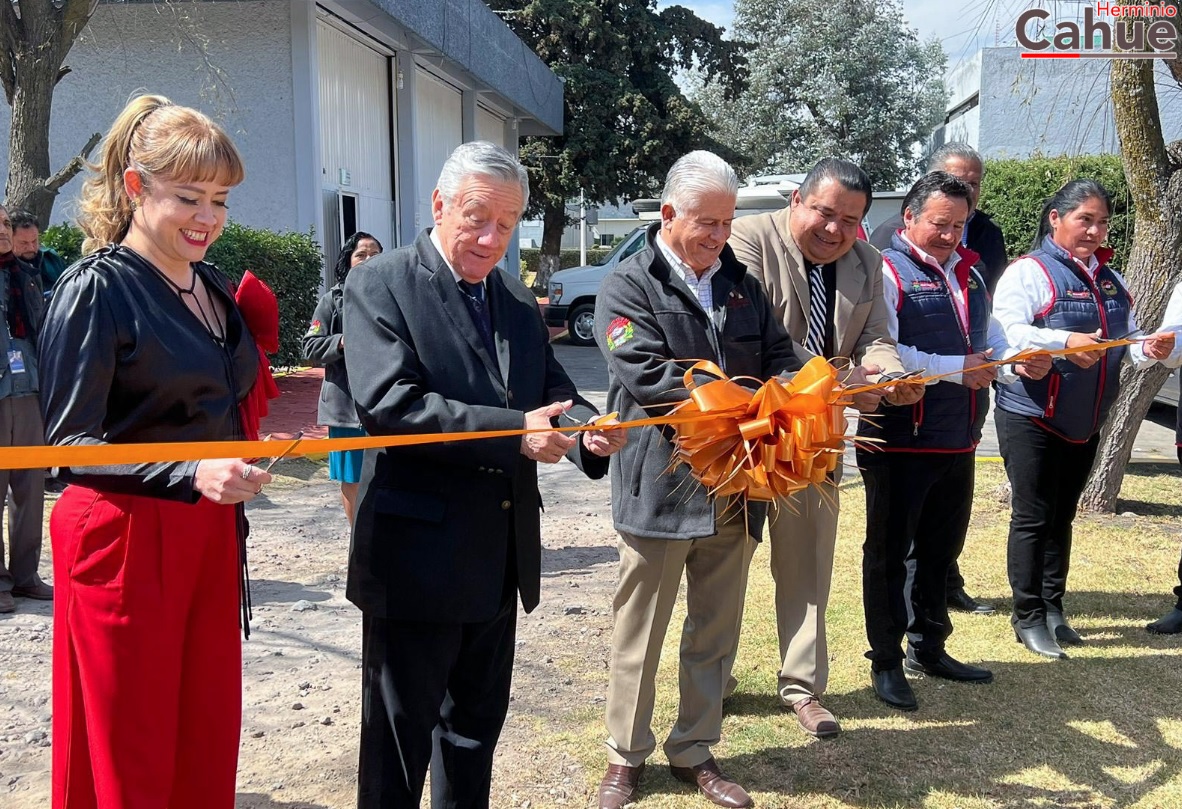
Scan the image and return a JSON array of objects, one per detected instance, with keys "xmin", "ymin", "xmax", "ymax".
[
  {"xmin": 604, "ymin": 510, "xmax": 754, "ymax": 768},
  {"xmin": 768, "ymin": 478, "xmax": 840, "ymax": 706}
]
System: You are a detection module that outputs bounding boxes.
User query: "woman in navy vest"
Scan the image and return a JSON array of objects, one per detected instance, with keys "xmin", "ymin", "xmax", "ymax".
[{"xmin": 993, "ymin": 180, "xmax": 1176, "ymax": 659}]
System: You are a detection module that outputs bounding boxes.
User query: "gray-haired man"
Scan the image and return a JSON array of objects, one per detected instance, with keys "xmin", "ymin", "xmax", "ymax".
[
  {"xmin": 344, "ymin": 141, "xmax": 625, "ymax": 808},
  {"xmin": 594, "ymin": 151, "xmax": 801, "ymax": 809}
]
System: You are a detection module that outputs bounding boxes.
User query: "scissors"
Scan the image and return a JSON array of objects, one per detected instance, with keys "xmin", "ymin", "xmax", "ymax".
[{"xmin": 257, "ymin": 431, "xmax": 305, "ymax": 473}]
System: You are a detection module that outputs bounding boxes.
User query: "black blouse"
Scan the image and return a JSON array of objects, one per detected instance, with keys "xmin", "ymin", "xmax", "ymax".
[{"xmin": 39, "ymin": 245, "xmax": 258, "ymax": 502}]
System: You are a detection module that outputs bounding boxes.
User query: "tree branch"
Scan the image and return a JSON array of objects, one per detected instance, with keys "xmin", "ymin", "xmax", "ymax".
[
  {"xmin": 42, "ymin": 131, "xmax": 102, "ymax": 196},
  {"xmin": 0, "ymin": 1, "xmax": 24, "ymax": 105}
]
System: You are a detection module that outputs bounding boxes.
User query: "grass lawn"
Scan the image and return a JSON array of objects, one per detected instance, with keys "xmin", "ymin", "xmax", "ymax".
[{"xmin": 533, "ymin": 462, "xmax": 1182, "ymax": 808}]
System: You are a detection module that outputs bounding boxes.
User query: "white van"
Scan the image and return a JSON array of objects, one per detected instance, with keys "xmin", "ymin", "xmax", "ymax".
[{"xmin": 542, "ymin": 226, "xmax": 649, "ymax": 346}]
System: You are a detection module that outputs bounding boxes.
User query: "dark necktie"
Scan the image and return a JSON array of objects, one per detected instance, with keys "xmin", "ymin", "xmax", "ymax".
[
  {"xmin": 805, "ymin": 262, "xmax": 827, "ymax": 357},
  {"xmin": 458, "ymin": 280, "xmax": 498, "ymax": 363}
]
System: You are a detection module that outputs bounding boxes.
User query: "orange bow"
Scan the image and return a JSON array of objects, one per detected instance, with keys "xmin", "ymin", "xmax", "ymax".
[{"xmin": 670, "ymin": 357, "xmax": 849, "ymax": 502}]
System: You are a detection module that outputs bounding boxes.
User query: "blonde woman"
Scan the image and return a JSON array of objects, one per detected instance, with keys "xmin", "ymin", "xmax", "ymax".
[{"xmin": 38, "ymin": 95, "xmax": 269, "ymax": 808}]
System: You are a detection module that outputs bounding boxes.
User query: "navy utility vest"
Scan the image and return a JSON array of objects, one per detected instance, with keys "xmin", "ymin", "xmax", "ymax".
[
  {"xmin": 995, "ymin": 236, "xmax": 1130, "ymax": 442},
  {"xmin": 858, "ymin": 236, "xmax": 990, "ymax": 452}
]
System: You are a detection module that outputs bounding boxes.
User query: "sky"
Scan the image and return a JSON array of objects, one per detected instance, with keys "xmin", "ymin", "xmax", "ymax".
[{"xmin": 667, "ymin": 0, "xmax": 1036, "ymax": 70}]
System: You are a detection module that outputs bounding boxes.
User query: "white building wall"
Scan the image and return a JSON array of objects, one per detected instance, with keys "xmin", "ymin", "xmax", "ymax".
[
  {"xmin": 975, "ymin": 47, "xmax": 1182, "ymax": 159},
  {"xmin": 476, "ymin": 106, "xmax": 505, "ymax": 147},
  {"xmin": 413, "ymin": 69, "xmax": 463, "ymax": 232},
  {"xmin": 316, "ymin": 18, "xmax": 395, "ymax": 260},
  {"xmin": 0, "ymin": 1, "xmax": 300, "ymax": 233}
]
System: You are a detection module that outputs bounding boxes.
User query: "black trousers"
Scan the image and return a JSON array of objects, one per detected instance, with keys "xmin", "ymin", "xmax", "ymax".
[
  {"xmin": 1174, "ymin": 447, "xmax": 1182, "ymax": 610},
  {"xmin": 996, "ymin": 409, "xmax": 1100, "ymax": 628},
  {"xmin": 858, "ymin": 450, "xmax": 975, "ymax": 670},
  {"xmin": 357, "ymin": 598, "xmax": 517, "ymax": 809}
]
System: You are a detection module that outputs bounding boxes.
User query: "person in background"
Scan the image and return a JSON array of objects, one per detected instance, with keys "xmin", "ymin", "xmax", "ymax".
[
  {"xmin": 1147, "ymin": 279, "xmax": 1182, "ymax": 634},
  {"xmin": 993, "ymin": 179, "xmax": 1176, "ymax": 660},
  {"xmin": 38, "ymin": 94, "xmax": 270, "ymax": 808},
  {"xmin": 0, "ymin": 204, "xmax": 51, "ymax": 614},
  {"xmin": 303, "ymin": 231, "xmax": 383, "ymax": 526},
  {"xmin": 870, "ymin": 142, "xmax": 1008, "ymax": 616},
  {"xmin": 10, "ymin": 209, "xmax": 67, "ymax": 297}
]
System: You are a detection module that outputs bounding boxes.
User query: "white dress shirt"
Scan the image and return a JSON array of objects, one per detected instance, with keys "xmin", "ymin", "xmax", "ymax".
[
  {"xmin": 430, "ymin": 229, "xmax": 487, "ymax": 291},
  {"xmin": 992, "ymin": 250, "xmax": 1157, "ymax": 368},
  {"xmin": 656, "ymin": 231, "xmax": 721, "ymax": 313},
  {"xmin": 1155, "ymin": 281, "xmax": 1182, "ymax": 369},
  {"xmin": 881, "ymin": 234, "xmax": 1017, "ymax": 386}
]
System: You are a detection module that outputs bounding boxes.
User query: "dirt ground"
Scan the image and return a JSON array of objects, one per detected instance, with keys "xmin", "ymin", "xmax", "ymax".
[{"xmin": 0, "ymin": 345, "xmax": 619, "ymax": 808}]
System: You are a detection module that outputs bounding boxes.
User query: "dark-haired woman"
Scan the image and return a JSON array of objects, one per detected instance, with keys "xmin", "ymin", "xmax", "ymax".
[
  {"xmin": 303, "ymin": 232, "xmax": 382, "ymax": 526},
  {"xmin": 993, "ymin": 179, "xmax": 1176, "ymax": 660}
]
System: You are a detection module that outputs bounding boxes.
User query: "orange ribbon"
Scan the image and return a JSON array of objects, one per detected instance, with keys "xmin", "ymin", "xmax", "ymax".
[{"xmin": 0, "ymin": 337, "xmax": 1146, "ymax": 499}]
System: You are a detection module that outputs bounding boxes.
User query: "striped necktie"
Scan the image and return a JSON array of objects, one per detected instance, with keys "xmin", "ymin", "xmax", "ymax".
[{"xmin": 805, "ymin": 262, "xmax": 827, "ymax": 357}]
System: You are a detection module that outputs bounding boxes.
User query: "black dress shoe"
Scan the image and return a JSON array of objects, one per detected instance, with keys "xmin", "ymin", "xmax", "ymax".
[
  {"xmin": 947, "ymin": 587, "xmax": 995, "ymax": 615},
  {"xmin": 1147, "ymin": 607, "xmax": 1182, "ymax": 635},
  {"xmin": 871, "ymin": 666, "xmax": 917, "ymax": 711},
  {"xmin": 1014, "ymin": 624, "xmax": 1067, "ymax": 659},
  {"xmin": 1045, "ymin": 610, "xmax": 1083, "ymax": 645},
  {"xmin": 904, "ymin": 649, "xmax": 993, "ymax": 683}
]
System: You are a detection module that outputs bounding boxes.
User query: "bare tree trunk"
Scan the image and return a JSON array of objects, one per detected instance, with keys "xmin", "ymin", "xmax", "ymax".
[
  {"xmin": 533, "ymin": 201, "xmax": 566, "ymax": 294},
  {"xmin": 1080, "ymin": 51, "xmax": 1182, "ymax": 511},
  {"xmin": 1, "ymin": 0, "xmax": 100, "ymax": 224}
]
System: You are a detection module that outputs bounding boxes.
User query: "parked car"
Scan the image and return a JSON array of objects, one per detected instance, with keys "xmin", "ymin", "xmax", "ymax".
[
  {"xmin": 1155, "ymin": 370, "xmax": 1179, "ymax": 409},
  {"xmin": 543, "ymin": 226, "xmax": 648, "ymax": 346}
]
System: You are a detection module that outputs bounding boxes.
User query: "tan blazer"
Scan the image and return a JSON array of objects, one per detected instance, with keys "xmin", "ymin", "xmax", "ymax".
[{"xmin": 728, "ymin": 207, "xmax": 903, "ymax": 374}]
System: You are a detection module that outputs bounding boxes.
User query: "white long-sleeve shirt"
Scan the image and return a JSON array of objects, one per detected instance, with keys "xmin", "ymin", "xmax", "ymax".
[
  {"xmin": 1155, "ymin": 281, "xmax": 1182, "ymax": 369},
  {"xmin": 992, "ymin": 252, "xmax": 1160, "ymax": 369},
  {"xmin": 881, "ymin": 234, "xmax": 1017, "ymax": 386}
]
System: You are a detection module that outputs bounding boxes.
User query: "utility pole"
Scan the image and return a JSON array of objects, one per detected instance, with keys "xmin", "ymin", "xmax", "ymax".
[{"xmin": 579, "ymin": 188, "xmax": 587, "ymax": 267}]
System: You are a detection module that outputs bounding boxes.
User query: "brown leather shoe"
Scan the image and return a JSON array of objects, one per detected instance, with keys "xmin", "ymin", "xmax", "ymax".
[
  {"xmin": 12, "ymin": 582, "xmax": 53, "ymax": 601},
  {"xmin": 791, "ymin": 696, "xmax": 841, "ymax": 738},
  {"xmin": 669, "ymin": 757, "xmax": 753, "ymax": 808},
  {"xmin": 0, "ymin": 591, "xmax": 14, "ymax": 614},
  {"xmin": 597, "ymin": 762, "xmax": 643, "ymax": 809}
]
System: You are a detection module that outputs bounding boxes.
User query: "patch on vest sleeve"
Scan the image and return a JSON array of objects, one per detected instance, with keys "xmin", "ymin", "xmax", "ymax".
[
  {"xmin": 606, "ymin": 317, "xmax": 635, "ymax": 351},
  {"xmin": 306, "ymin": 319, "xmax": 324, "ymax": 336}
]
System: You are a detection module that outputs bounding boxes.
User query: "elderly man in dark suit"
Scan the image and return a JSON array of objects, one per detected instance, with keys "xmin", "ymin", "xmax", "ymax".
[
  {"xmin": 343, "ymin": 140, "xmax": 626, "ymax": 809},
  {"xmin": 727, "ymin": 158, "xmax": 921, "ymax": 739},
  {"xmin": 870, "ymin": 142, "xmax": 1008, "ymax": 616}
]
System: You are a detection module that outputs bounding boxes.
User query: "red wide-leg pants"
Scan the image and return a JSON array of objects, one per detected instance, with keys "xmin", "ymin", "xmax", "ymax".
[{"xmin": 51, "ymin": 486, "xmax": 242, "ymax": 809}]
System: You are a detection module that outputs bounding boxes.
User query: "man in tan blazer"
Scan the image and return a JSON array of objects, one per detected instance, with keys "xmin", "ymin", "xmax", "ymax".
[{"xmin": 728, "ymin": 157, "xmax": 922, "ymax": 738}]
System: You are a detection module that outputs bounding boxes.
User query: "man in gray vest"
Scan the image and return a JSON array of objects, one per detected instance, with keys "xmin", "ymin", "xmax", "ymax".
[{"xmin": 0, "ymin": 204, "xmax": 51, "ymax": 613}]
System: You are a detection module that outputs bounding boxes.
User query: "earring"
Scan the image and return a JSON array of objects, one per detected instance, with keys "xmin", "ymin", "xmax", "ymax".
[{"xmin": 129, "ymin": 197, "xmax": 140, "ymax": 212}]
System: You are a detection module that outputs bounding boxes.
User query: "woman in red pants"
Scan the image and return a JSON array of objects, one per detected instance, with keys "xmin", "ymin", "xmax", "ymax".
[{"xmin": 38, "ymin": 94, "xmax": 272, "ymax": 809}]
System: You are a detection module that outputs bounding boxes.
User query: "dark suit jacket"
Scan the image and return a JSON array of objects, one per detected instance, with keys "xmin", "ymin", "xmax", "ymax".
[
  {"xmin": 343, "ymin": 230, "xmax": 607, "ymax": 623},
  {"xmin": 869, "ymin": 209, "xmax": 1008, "ymax": 292}
]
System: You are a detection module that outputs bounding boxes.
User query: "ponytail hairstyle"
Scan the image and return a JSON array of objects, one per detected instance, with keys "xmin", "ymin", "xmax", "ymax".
[
  {"xmin": 1031, "ymin": 179, "xmax": 1112, "ymax": 251},
  {"xmin": 77, "ymin": 94, "xmax": 245, "ymax": 255}
]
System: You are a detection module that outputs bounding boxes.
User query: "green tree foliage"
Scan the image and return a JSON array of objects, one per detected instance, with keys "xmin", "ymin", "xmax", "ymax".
[
  {"xmin": 980, "ymin": 154, "xmax": 1132, "ymax": 269},
  {"xmin": 488, "ymin": 0, "xmax": 749, "ymax": 287},
  {"xmin": 694, "ymin": 0, "xmax": 946, "ymax": 189}
]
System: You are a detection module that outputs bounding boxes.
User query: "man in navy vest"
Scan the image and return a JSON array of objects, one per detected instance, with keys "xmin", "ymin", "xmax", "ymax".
[
  {"xmin": 871, "ymin": 143, "xmax": 1008, "ymax": 615},
  {"xmin": 857, "ymin": 173, "xmax": 1051, "ymax": 711}
]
